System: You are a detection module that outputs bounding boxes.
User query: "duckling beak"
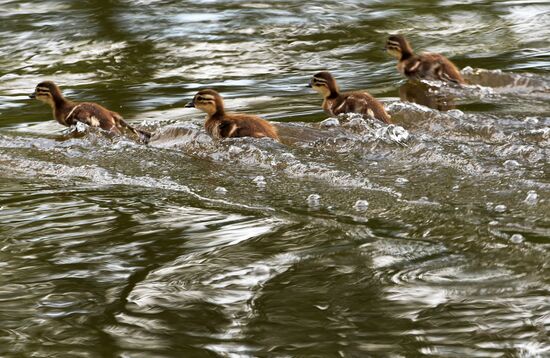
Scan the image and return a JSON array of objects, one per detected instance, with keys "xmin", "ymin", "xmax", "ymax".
[
  {"xmin": 184, "ymin": 101, "xmax": 195, "ymax": 108},
  {"xmin": 29, "ymin": 92, "xmax": 36, "ymax": 99}
]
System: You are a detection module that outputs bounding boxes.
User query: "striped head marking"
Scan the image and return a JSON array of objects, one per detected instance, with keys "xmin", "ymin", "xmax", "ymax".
[
  {"xmin": 309, "ymin": 71, "xmax": 338, "ymax": 98},
  {"xmin": 185, "ymin": 89, "xmax": 223, "ymax": 115},
  {"xmin": 385, "ymin": 35, "xmax": 413, "ymax": 59},
  {"xmin": 30, "ymin": 81, "xmax": 62, "ymax": 106}
]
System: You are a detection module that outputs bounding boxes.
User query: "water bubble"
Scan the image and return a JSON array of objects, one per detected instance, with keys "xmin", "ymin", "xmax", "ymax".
[
  {"xmin": 74, "ymin": 121, "xmax": 89, "ymax": 133},
  {"xmin": 372, "ymin": 124, "xmax": 410, "ymax": 144},
  {"xmin": 307, "ymin": 194, "xmax": 321, "ymax": 208},
  {"xmin": 536, "ymin": 128, "xmax": 550, "ymax": 140},
  {"xmin": 523, "ymin": 117, "xmax": 539, "ymax": 124},
  {"xmin": 353, "ymin": 200, "xmax": 369, "ymax": 212},
  {"xmin": 280, "ymin": 152, "xmax": 295, "ymax": 161},
  {"xmin": 320, "ymin": 117, "xmax": 340, "ymax": 128},
  {"xmin": 504, "ymin": 160, "xmax": 520, "ymax": 169},
  {"xmin": 447, "ymin": 109, "xmax": 465, "ymax": 118},
  {"xmin": 347, "ymin": 112, "xmax": 380, "ymax": 130},
  {"xmin": 494, "ymin": 205, "xmax": 507, "ymax": 213},
  {"xmin": 388, "ymin": 125, "xmax": 410, "ymax": 143},
  {"xmin": 395, "ymin": 177, "xmax": 409, "ymax": 185},
  {"xmin": 66, "ymin": 149, "xmax": 81, "ymax": 158},
  {"xmin": 215, "ymin": 187, "xmax": 227, "ymax": 195},
  {"xmin": 524, "ymin": 191, "xmax": 538, "ymax": 205},
  {"xmin": 510, "ymin": 234, "xmax": 525, "ymax": 244},
  {"xmin": 477, "ymin": 85, "xmax": 495, "ymax": 97},
  {"xmin": 228, "ymin": 145, "xmax": 244, "ymax": 155},
  {"xmin": 253, "ymin": 176, "xmax": 266, "ymax": 188},
  {"xmin": 461, "ymin": 66, "xmax": 474, "ymax": 75},
  {"xmin": 347, "ymin": 116, "xmax": 367, "ymax": 130}
]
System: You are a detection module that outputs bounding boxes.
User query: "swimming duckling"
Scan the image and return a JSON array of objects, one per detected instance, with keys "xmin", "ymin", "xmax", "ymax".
[
  {"xmin": 385, "ymin": 35, "xmax": 465, "ymax": 84},
  {"xmin": 184, "ymin": 89, "xmax": 279, "ymax": 140},
  {"xmin": 307, "ymin": 71, "xmax": 391, "ymax": 124},
  {"xmin": 29, "ymin": 81, "xmax": 150, "ymax": 142}
]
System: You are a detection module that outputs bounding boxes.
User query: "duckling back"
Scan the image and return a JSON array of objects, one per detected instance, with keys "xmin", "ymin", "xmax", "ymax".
[{"xmin": 207, "ymin": 113, "xmax": 278, "ymax": 140}]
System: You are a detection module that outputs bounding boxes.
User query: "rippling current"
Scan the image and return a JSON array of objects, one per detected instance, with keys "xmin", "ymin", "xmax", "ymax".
[{"xmin": 0, "ymin": 1, "xmax": 549, "ymax": 357}]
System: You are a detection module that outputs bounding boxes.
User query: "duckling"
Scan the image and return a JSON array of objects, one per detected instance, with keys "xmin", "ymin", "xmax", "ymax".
[
  {"xmin": 29, "ymin": 81, "xmax": 150, "ymax": 142},
  {"xmin": 184, "ymin": 89, "xmax": 279, "ymax": 140},
  {"xmin": 307, "ymin": 71, "xmax": 391, "ymax": 124},
  {"xmin": 385, "ymin": 35, "xmax": 465, "ymax": 84}
]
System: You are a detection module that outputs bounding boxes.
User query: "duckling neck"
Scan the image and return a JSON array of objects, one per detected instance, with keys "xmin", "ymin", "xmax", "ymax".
[
  {"xmin": 50, "ymin": 97, "xmax": 76, "ymax": 125},
  {"xmin": 52, "ymin": 94, "xmax": 70, "ymax": 110},
  {"xmin": 326, "ymin": 89, "xmax": 340, "ymax": 100},
  {"xmin": 209, "ymin": 107, "xmax": 226, "ymax": 120},
  {"xmin": 400, "ymin": 50, "xmax": 413, "ymax": 61}
]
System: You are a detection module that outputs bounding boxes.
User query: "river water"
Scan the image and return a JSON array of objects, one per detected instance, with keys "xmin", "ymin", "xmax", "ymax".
[{"xmin": 0, "ymin": 1, "xmax": 549, "ymax": 357}]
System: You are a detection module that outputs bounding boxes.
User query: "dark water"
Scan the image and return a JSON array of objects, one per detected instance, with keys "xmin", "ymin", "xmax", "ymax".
[{"xmin": 1, "ymin": 1, "xmax": 549, "ymax": 357}]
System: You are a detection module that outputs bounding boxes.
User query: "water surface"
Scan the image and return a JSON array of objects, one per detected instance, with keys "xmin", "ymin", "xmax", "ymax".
[{"xmin": 0, "ymin": 0, "xmax": 549, "ymax": 357}]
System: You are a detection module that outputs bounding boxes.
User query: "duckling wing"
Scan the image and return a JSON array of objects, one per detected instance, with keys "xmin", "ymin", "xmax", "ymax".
[
  {"xmin": 419, "ymin": 53, "xmax": 464, "ymax": 84},
  {"xmin": 205, "ymin": 118, "xmax": 247, "ymax": 139},
  {"xmin": 64, "ymin": 103, "xmax": 150, "ymax": 142},
  {"xmin": 241, "ymin": 116, "xmax": 278, "ymax": 139},
  {"xmin": 336, "ymin": 93, "xmax": 371, "ymax": 115},
  {"xmin": 438, "ymin": 58, "xmax": 465, "ymax": 84},
  {"xmin": 403, "ymin": 59, "xmax": 423, "ymax": 79},
  {"xmin": 217, "ymin": 120, "xmax": 239, "ymax": 138},
  {"xmin": 337, "ymin": 93, "xmax": 392, "ymax": 124},
  {"xmin": 67, "ymin": 103, "xmax": 119, "ymax": 132},
  {"xmin": 221, "ymin": 115, "xmax": 278, "ymax": 140}
]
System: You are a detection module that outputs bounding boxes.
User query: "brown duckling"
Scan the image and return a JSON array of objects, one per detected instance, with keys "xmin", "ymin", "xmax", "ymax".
[
  {"xmin": 307, "ymin": 71, "xmax": 392, "ymax": 124},
  {"xmin": 29, "ymin": 81, "xmax": 150, "ymax": 142},
  {"xmin": 184, "ymin": 89, "xmax": 279, "ymax": 140},
  {"xmin": 385, "ymin": 35, "xmax": 465, "ymax": 84}
]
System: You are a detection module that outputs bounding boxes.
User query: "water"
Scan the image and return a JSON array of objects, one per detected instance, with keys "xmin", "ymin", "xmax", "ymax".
[{"xmin": 1, "ymin": 0, "xmax": 549, "ymax": 356}]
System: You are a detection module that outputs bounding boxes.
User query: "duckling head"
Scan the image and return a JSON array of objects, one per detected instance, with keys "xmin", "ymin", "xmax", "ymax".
[
  {"xmin": 308, "ymin": 71, "xmax": 339, "ymax": 98},
  {"xmin": 385, "ymin": 35, "xmax": 414, "ymax": 59},
  {"xmin": 185, "ymin": 89, "xmax": 224, "ymax": 116},
  {"xmin": 29, "ymin": 81, "xmax": 64, "ymax": 107}
]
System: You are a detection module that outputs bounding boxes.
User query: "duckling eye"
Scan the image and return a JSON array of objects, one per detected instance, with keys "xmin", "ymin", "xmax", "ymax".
[
  {"xmin": 313, "ymin": 79, "xmax": 327, "ymax": 87},
  {"xmin": 35, "ymin": 86, "xmax": 51, "ymax": 96},
  {"xmin": 196, "ymin": 95, "xmax": 216, "ymax": 104},
  {"xmin": 386, "ymin": 41, "xmax": 402, "ymax": 50}
]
